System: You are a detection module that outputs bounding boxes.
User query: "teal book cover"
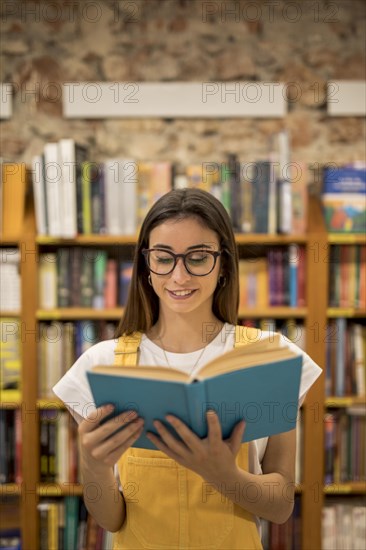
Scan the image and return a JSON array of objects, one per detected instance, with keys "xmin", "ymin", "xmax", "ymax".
[{"xmin": 86, "ymin": 350, "xmax": 302, "ymax": 450}]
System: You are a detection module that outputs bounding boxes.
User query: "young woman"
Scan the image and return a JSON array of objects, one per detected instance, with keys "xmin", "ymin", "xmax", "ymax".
[{"xmin": 53, "ymin": 188, "xmax": 321, "ymax": 549}]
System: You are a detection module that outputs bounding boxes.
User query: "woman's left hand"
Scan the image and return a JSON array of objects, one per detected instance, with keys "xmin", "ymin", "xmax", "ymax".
[{"xmin": 146, "ymin": 411, "xmax": 245, "ymax": 482}]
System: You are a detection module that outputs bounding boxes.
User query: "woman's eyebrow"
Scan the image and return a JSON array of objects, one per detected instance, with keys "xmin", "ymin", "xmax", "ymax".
[{"xmin": 150, "ymin": 243, "xmax": 216, "ymax": 251}]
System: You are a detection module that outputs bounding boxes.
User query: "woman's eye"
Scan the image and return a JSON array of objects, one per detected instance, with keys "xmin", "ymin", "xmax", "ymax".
[
  {"xmin": 188, "ymin": 254, "xmax": 208, "ymax": 264},
  {"xmin": 156, "ymin": 256, "xmax": 174, "ymax": 264}
]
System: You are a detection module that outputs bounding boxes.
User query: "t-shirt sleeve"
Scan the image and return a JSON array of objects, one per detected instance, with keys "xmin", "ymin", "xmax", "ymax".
[
  {"xmin": 52, "ymin": 339, "xmax": 117, "ymax": 420},
  {"xmin": 281, "ymin": 335, "xmax": 323, "ymax": 407}
]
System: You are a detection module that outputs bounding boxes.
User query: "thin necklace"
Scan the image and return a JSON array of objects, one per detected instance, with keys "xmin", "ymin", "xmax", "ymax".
[{"xmin": 157, "ymin": 336, "xmax": 208, "ymax": 373}]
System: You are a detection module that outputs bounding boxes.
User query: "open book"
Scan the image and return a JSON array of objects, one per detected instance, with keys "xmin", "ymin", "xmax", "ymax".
[{"xmin": 86, "ymin": 334, "xmax": 302, "ymax": 449}]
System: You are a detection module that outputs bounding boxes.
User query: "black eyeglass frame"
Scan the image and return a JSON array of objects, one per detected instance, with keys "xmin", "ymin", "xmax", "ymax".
[{"xmin": 142, "ymin": 248, "xmax": 222, "ymax": 276}]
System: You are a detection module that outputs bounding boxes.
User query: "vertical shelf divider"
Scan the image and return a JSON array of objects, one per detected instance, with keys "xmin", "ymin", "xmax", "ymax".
[
  {"xmin": 302, "ymin": 194, "xmax": 328, "ymax": 549},
  {"xmin": 20, "ymin": 192, "xmax": 39, "ymax": 549}
]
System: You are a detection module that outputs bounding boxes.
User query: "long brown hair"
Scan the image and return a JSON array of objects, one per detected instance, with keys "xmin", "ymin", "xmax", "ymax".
[{"xmin": 115, "ymin": 188, "xmax": 239, "ymax": 336}]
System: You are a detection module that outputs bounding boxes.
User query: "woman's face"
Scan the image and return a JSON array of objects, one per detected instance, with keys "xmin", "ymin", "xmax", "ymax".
[{"xmin": 147, "ymin": 217, "xmax": 221, "ymax": 319}]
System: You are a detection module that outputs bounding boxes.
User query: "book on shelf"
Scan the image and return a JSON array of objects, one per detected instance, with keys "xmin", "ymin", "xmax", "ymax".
[
  {"xmin": 43, "ymin": 143, "xmax": 63, "ymax": 237},
  {"xmin": 325, "ymin": 320, "xmax": 365, "ymax": 398},
  {"xmin": 240, "ymin": 165, "xmax": 254, "ymax": 233},
  {"xmin": 39, "ymin": 409, "xmax": 79, "ymax": 484},
  {"xmin": 238, "ymin": 246, "xmax": 306, "ymax": 309},
  {"xmin": 31, "ymin": 141, "xmax": 312, "ymax": 237},
  {"xmin": 104, "ymin": 159, "xmax": 137, "ymax": 235},
  {"xmin": 0, "ymin": 409, "xmax": 22, "ymax": 485},
  {"xmin": 38, "ymin": 253, "xmax": 57, "ymax": 310},
  {"xmin": 328, "ymin": 245, "xmax": 366, "ymax": 309},
  {"xmin": 38, "ymin": 321, "xmax": 117, "ymax": 399},
  {"xmin": 223, "ymin": 154, "xmax": 242, "ymax": 232},
  {"xmin": 239, "ymin": 258, "xmax": 269, "ymax": 309},
  {"xmin": 79, "ymin": 160, "xmax": 106, "ymax": 235},
  {"xmin": 0, "ymin": 248, "xmax": 21, "ymax": 313},
  {"xmin": 322, "ymin": 500, "xmax": 366, "ymax": 550},
  {"xmin": 322, "ymin": 166, "xmax": 366, "ymax": 233},
  {"xmin": 275, "ymin": 130, "xmax": 292, "ymax": 235},
  {"xmin": 119, "ymin": 261, "xmax": 133, "ymax": 306},
  {"xmin": 291, "ymin": 162, "xmax": 308, "ymax": 234},
  {"xmin": 86, "ymin": 333, "xmax": 302, "ymax": 450},
  {"xmin": 134, "ymin": 161, "xmax": 173, "ymax": 227},
  {"xmin": 37, "ymin": 498, "xmax": 111, "ymax": 550},
  {"xmin": 0, "ymin": 163, "xmax": 28, "ymax": 240},
  {"xmin": 59, "ymin": 139, "xmax": 89, "ymax": 238},
  {"xmin": 324, "ymin": 406, "xmax": 365, "ymax": 485},
  {"xmin": 38, "ymin": 249, "xmax": 133, "ymax": 310},
  {"xmin": 33, "ymin": 140, "xmax": 89, "ymax": 238},
  {"xmin": 0, "ymin": 528, "xmax": 22, "ymax": 550},
  {"xmin": 32, "ymin": 155, "xmax": 48, "ymax": 236},
  {"xmin": 251, "ymin": 161, "xmax": 273, "ymax": 234},
  {"xmin": 0, "ymin": 318, "xmax": 21, "ymax": 402}
]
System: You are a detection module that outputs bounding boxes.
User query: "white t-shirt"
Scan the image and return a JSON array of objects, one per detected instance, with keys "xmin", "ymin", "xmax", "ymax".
[{"xmin": 53, "ymin": 323, "xmax": 322, "ymax": 475}]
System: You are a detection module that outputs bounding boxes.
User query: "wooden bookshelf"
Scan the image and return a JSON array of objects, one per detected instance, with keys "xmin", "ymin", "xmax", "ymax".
[{"xmin": 2, "ymin": 189, "xmax": 365, "ymax": 550}]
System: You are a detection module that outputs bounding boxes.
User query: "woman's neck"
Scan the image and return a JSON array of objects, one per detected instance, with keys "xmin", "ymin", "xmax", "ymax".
[{"xmin": 147, "ymin": 312, "xmax": 224, "ymax": 353}]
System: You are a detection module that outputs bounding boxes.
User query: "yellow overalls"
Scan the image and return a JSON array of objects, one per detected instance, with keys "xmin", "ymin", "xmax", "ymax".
[{"xmin": 113, "ymin": 326, "xmax": 263, "ymax": 549}]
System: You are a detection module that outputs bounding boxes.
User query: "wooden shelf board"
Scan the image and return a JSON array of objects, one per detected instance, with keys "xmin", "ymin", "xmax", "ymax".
[
  {"xmin": 325, "ymin": 396, "xmax": 366, "ymax": 407},
  {"xmin": 37, "ymin": 398, "xmax": 65, "ymax": 409},
  {"xmin": 36, "ymin": 234, "xmax": 309, "ymax": 246},
  {"xmin": 37, "ymin": 307, "xmax": 307, "ymax": 320},
  {"xmin": 0, "ymin": 484, "xmax": 22, "ymax": 496},
  {"xmin": 235, "ymin": 234, "xmax": 308, "ymax": 244},
  {"xmin": 239, "ymin": 307, "xmax": 307, "ymax": 318},
  {"xmin": 327, "ymin": 234, "xmax": 366, "ymax": 245},
  {"xmin": 0, "ymin": 399, "xmax": 22, "ymax": 409},
  {"xmin": 37, "ymin": 483, "xmax": 83, "ymax": 497},
  {"xmin": 0, "ymin": 311, "xmax": 21, "ymax": 317},
  {"xmin": 324, "ymin": 482, "xmax": 366, "ymax": 495},
  {"xmin": 327, "ymin": 308, "xmax": 366, "ymax": 318},
  {"xmin": 36, "ymin": 307, "xmax": 124, "ymax": 320},
  {"xmin": 0, "ymin": 238, "xmax": 20, "ymax": 246},
  {"xmin": 36, "ymin": 235, "xmax": 137, "ymax": 245}
]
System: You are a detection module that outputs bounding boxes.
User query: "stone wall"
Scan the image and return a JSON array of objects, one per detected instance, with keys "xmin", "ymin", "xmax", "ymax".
[{"xmin": 1, "ymin": 0, "xmax": 365, "ymax": 169}]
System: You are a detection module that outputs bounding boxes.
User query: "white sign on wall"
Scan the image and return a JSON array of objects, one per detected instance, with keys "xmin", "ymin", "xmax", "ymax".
[
  {"xmin": 327, "ymin": 80, "xmax": 366, "ymax": 116},
  {"xmin": 62, "ymin": 82, "xmax": 287, "ymax": 119}
]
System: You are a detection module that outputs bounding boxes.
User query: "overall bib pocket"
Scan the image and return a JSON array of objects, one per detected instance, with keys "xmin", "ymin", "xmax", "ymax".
[
  {"xmin": 124, "ymin": 455, "xmax": 181, "ymax": 549},
  {"xmin": 123, "ymin": 455, "xmax": 234, "ymax": 549}
]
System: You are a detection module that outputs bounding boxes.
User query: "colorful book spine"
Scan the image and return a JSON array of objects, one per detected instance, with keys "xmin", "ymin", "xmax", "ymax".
[{"xmin": 322, "ymin": 167, "xmax": 366, "ymax": 233}]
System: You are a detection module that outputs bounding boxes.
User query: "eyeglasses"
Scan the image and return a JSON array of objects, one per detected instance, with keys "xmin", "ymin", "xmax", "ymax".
[{"xmin": 142, "ymin": 248, "xmax": 221, "ymax": 276}]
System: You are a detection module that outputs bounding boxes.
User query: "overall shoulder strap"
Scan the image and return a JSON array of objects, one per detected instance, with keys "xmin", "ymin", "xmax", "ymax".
[
  {"xmin": 234, "ymin": 325, "xmax": 261, "ymax": 348},
  {"xmin": 114, "ymin": 331, "xmax": 142, "ymax": 367}
]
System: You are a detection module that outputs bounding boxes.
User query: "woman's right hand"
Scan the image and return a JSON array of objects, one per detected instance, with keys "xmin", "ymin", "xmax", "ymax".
[{"xmin": 78, "ymin": 405, "xmax": 144, "ymax": 469}]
